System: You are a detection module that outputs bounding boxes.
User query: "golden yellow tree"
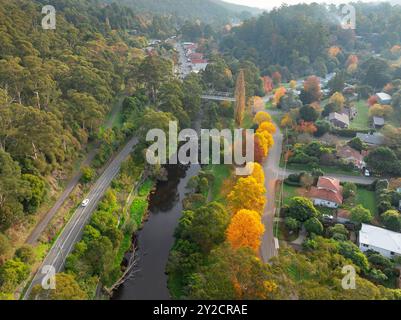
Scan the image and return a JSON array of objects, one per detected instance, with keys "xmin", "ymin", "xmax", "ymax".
[
  {"xmin": 280, "ymin": 113, "xmax": 294, "ymax": 128},
  {"xmin": 289, "ymin": 80, "xmax": 297, "ymax": 90},
  {"xmin": 234, "ymin": 69, "xmax": 246, "ymax": 127},
  {"xmin": 253, "ymin": 111, "xmax": 272, "ymax": 125},
  {"xmin": 245, "ymin": 162, "xmax": 265, "ymax": 184},
  {"xmin": 258, "ymin": 121, "xmax": 276, "ymax": 135},
  {"xmin": 329, "ymin": 92, "xmax": 345, "ymax": 111},
  {"xmin": 226, "ymin": 209, "xmax": 265, "ymax": 252},
  {"xmin": 227, "ymin": 176, "xmax": 266, "ymax": 215}
]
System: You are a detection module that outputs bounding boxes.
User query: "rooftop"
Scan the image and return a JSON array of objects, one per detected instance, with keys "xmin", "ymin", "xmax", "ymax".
[
  {"xmin": 373, "ymin": 116, "xmax": 385, "ymax": 126},
  {"xmin": 360, "ymin": 223, "xmax": 401, "ymax": 255},
  {"xmin": 329, "ymin": 112, "xmax": 350, "ymax": 126},
  {"xmin": 356, "ymin": 132, "xmax": 385, "ymax": 145},
  {"xmin": 376, "ymin": 92, "xmax": 392, "ymax": 102}
]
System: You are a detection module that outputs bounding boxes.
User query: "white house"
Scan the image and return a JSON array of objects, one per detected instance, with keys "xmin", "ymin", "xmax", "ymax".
[
  {"xmin": 359, "ymin": 224, "xmax": 401, "ymax": 258},
  {"xmin": 309, "ymin": 176, "xmax": 343, "ymax": 208},
  {"xmin": 376, "ymin": 92, "xmax": 392, "ymax": 105}
]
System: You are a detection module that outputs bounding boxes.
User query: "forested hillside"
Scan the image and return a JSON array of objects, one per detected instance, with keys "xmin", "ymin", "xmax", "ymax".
[
  {"xmin": 0, "ymin": 0, "xmax": 147, "ymax": 232},
  {"xmin": 112, "ymin": 0, "xmax": 261, "ymax": 24},
  {"xmin": 220, "ymin": 3, "xmax": 401, "ymax": 77}
]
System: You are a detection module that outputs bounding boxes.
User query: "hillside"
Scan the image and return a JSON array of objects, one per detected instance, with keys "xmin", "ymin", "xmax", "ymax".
[{"xmin": 112, "ymin": 0, "xmax": 262, "ymax": 23}]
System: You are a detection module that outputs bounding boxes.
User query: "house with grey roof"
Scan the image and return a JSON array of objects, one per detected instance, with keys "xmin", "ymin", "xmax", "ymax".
[
  {"xmin": 359, "ymin": 224, "xmax": 401, "ymax": 258},
  {"xmin": 373, "ymin": 116, "xmax": 385, "ymax": 129},
  {"xmin": 356, "ymin": 132, "xmax": 385, "ymax": 146}
]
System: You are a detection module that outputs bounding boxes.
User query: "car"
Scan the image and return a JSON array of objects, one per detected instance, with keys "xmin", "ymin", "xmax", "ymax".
[
  {"xmin": 81, "ymin": 199, "xmax": 90, "ymax": 207},
  {"xmin": 364, "ymin": 169, "xmax": 371, "ymax": 177}
]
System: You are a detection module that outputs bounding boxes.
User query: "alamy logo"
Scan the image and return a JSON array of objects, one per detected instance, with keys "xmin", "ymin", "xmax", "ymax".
[
  {"xmin": 41, "ymin": 265, "xmax": 56, "ymax": 290},
  {"xmin": 42, "ymin": 5, "xmax": 56, "ymax": 30},
  {"xmin": 146, "ymin": 121, "xmax": 255, "ymax": 175},
  {"xmin": 340, "ymin": 4, "xmax": 356, "ymax": 30},
  {"xmin": 341, "ymin": 265, "xmax": 356, "ymax": 290}
]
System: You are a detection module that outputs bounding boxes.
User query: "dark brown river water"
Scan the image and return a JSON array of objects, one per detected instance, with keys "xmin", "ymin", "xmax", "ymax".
[{"xmin": 112, "ymin": 163, "xmax": 201, "ymax": 300}]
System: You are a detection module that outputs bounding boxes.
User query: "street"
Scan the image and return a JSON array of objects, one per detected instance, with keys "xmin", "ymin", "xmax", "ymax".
[{"xmin": 23, "ymin": 136, "xmax": 138, "ymax": 299}]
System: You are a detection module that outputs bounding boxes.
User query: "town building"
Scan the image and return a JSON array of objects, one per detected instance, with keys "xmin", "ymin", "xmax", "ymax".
[
  {"xmin": 376, "ymin": 92, "xmax": 392, "ymax": 105},
  {"xmin": 309, "ymin": 176, "xmax": 343, "ymax": 208},
  {"xmin": 336, "ymin": 145, "xmax": 367, "ymax": 169},
  {"xmin": 359, "ymin": 223, "xmax": 401, "ymax": 258},
  {"xmin": 356, "ymin": 132, "xmax": 385, "ymax": 146},
  {"xmin": 373, "ymin": 116, "xmax": 385, "ymax": 129},
  {"xmin": 329, "ymin": 112, "xmax": 350, "ymax": 128}
]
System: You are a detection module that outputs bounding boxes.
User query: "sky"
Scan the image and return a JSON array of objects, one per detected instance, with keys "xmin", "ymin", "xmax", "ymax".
[{"xmin": 222, "ymin": 0, "xmax": 386, "ymax": 10}]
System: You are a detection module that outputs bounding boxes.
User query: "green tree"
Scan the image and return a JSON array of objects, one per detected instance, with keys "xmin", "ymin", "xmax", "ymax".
[
  {"xmin": 286, "ymin": 197, "xmax": 319, "ymax": 222},
  {"xmin": 381, "ymin": 210, "xmax": 401, "ymax": 231},
  {"xmin": 30, "ymin": 273, "xmax": 87, "ymax": 300},
  {"xmin": 304, "ymin": 217, "xmax": 323, "ymax": 235},
  {"xmin": 14, "ymin": 245, "xmax": 35, "ymax": 264},
  {"xmin": 350, "ymin": 205, "xmax": 372, "ymax": 223}
]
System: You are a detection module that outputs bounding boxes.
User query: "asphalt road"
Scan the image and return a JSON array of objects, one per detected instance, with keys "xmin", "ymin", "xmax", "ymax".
[
  {"xmin": 26, "ymin": 99, "xmax": 123, "ymax": 245},
  {"xmin": 260, "ymin": 121, "xmax": 283, "ymax": 263},
  {"xmin": 259, "ymin": 114, "xmax": 375, "ymax": 263},
  {"xmin": 23, "ymin": 136, "xmax": 138, "ymax": 299}
]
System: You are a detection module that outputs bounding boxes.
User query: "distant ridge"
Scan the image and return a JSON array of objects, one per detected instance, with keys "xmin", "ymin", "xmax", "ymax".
[{"xmin": 110, "ymin": 0, "xmax": 262, "ymax": 23}]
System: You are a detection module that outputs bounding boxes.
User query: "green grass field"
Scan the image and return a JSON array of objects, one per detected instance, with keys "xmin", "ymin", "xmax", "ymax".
[
  {"xmin": 204, "ymin": 164, "xmax": 231, "ymax": 202},
  {"xmin": 355, "ymin": 187, "xmax": 377, "ymax": 215},
  {"xmin": 350, "ymin": 101, "xmax": 370, "ymax": 130}
]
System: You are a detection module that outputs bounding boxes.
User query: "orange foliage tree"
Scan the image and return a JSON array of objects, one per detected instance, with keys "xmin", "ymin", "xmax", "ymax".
[
  {"xmin": 273, "ymin": 87, "xmax": 286, "ymax": 105},
  {"xmin": 272, "ymin": 71, "xmax": 282, "ymax": 86},
  {"xmin": 262, "ymin": 76, "xmax": 273, "ymax": 93},
  {"xmin": 227, "ymin": 176, "xmax": 266, "ymax": 215},
  {"xmin": 226, "ymin": 209, "xmax": 265, "ymax": 252},
  {"xmin": 296, "ymin": 121, "xmax": 317, "ymax": 134}
]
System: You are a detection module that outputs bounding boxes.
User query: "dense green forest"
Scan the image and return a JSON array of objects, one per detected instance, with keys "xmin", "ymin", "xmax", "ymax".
[
  {"xmin": 0, "ymin": 0, "xmax": 169, "ymax": 233},
  {"xmin": 110, "ymin": 0, "xmax": 262, "ymax": 24},
  {"xmin": 219, "ymin": 3, "xmax": 401, "ymax": 77}
]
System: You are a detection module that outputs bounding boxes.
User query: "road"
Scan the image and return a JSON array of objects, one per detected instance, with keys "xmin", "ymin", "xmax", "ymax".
[
  {"xmin": 259, "ymin": 113, "xmax": 375, "ymax": 263},
  {"xmin": 260, "ymin": 121, "xmax": 283, "ymax": 263},
  {"xmin": 23, "ymin": 136, "xmax": 138, "ymax": 299},
  {"xmin": 26, "ymin": 99, "xmax": 123, "ymax": 245}
]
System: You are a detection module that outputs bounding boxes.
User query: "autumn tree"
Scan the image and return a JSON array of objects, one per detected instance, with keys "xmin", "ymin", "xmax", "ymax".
[
  {"xmin": 30, "ymin": 273, "xmax": 87, "ymax": 300},
  {"xmin": 329, "ymin": 92, "xmax": 345, "ymax": 111},
  {"xmin": 273, "ymin": 87, "xmax": 286, "ymax": 105},
  {"xmin": 262, "ymin": 76, "xmax": 273, "ymax": 93},
  {"xmin": 234, "ymin": 69, "xmax": 246, "ymax": 127},
  {"xmin": 187, "ymin": 244, "xmax": 278, "ymax": 300},
  {"xmin": 300, "ymin": 76, "xmax": 322, "ymax": 104},
  {"xmin": 228, "ymin": 176, "xmax": 266, "ymax": 215},
  {"xmin": 226, "ymin": 209, "xmax": 265, "ymax": 252},
  {"xmin": 253, "ymin": 111, "xmax": 272, "ymax": 125}
]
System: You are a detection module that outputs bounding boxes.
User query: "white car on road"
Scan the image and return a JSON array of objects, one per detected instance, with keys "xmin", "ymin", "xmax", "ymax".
[{"xmin": 81, "ymin": 199, "xmax": 90, "ymax": 207}]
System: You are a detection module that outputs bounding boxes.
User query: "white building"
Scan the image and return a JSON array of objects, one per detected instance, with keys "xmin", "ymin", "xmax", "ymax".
[
  {"xmin": 376, "ymin": 92, "xmax": 392, "ymax": 105},
  {"xmin": 359, "ymin": 223, "xmax": 401, "ymax": 258}
]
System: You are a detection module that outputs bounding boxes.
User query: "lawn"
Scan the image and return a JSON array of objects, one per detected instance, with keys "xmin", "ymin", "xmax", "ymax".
[
  {"xmin": 350, "ymin": 100, "xmax": 370, "ymax": 130},
  {"xmin": 355, "ymin": 187, "xmax": 377, "ymax": 215},
  {"xmin": 282, "ymin": 183, "xmax": 300, "ymax": 205},
  {"xmin": 204, "ymin": 164, "xmax": 232, "ymax": 202}
]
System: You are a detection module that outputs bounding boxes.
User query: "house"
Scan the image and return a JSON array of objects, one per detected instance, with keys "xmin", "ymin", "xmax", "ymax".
[
  {"xmin": 309, "ymin": 176, "xmax": 343, "ymax": 208},
  {"xmin": 337, "ymin": 209, "xmax": 351, "ymax": 223},
  {"xmin": 190, "ymin": 59, "xmax": 208, "ymax": 73},
  {"xmin": 373, "ymin": 116, "xmax": 385, "ymax": 129},
  {"xmin": 336, "ymin": 145, "xmax": 367, "ymax": 169},
  {"xmin": 329, "ymin": 112, "xmax": 350, "ymax": 128},
  {"xmin": 356, "ymin": 132, "xmax": 385, "ymax": 146},
  {"xmin": 376, "ymin": 92, "xmax": 392, "ymax": 105},
  {"xmin": 359, "ymin": 223, "xmax": 401, "ymax": 258}
]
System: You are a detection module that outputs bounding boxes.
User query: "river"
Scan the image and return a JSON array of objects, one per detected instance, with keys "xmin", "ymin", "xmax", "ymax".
[{"xmin": 112, "ymin": 162, "xmax": 201, "ymax": 300}]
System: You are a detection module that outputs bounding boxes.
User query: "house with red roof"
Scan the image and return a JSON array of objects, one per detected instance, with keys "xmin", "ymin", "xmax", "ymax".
[{"xmin": 309, "ymin": 176, "xmax": 343, "ymax": 208}]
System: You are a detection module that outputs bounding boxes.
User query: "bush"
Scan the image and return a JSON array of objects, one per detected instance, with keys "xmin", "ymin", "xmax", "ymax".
[
  {"xmin": 304, "ymin": 217, "xmax": 323, "ymax": 235},
  {"xmin": 285, "ymin": 217, "xmax": 300, "ymax": 231},
  {"xmin": 0, "ymin": 233, "xmax": 11, "ymax": 257},
  {"xmin": 15, "ymin": 245, "xmax": 36, "ymax": 264},
  {"xmin": 381, "ymin": 210, "xmax": 401, "ymax": 232},
  {"xmin": 81, "ymin": 166, "xmax": 95, "ymax": 183}
]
